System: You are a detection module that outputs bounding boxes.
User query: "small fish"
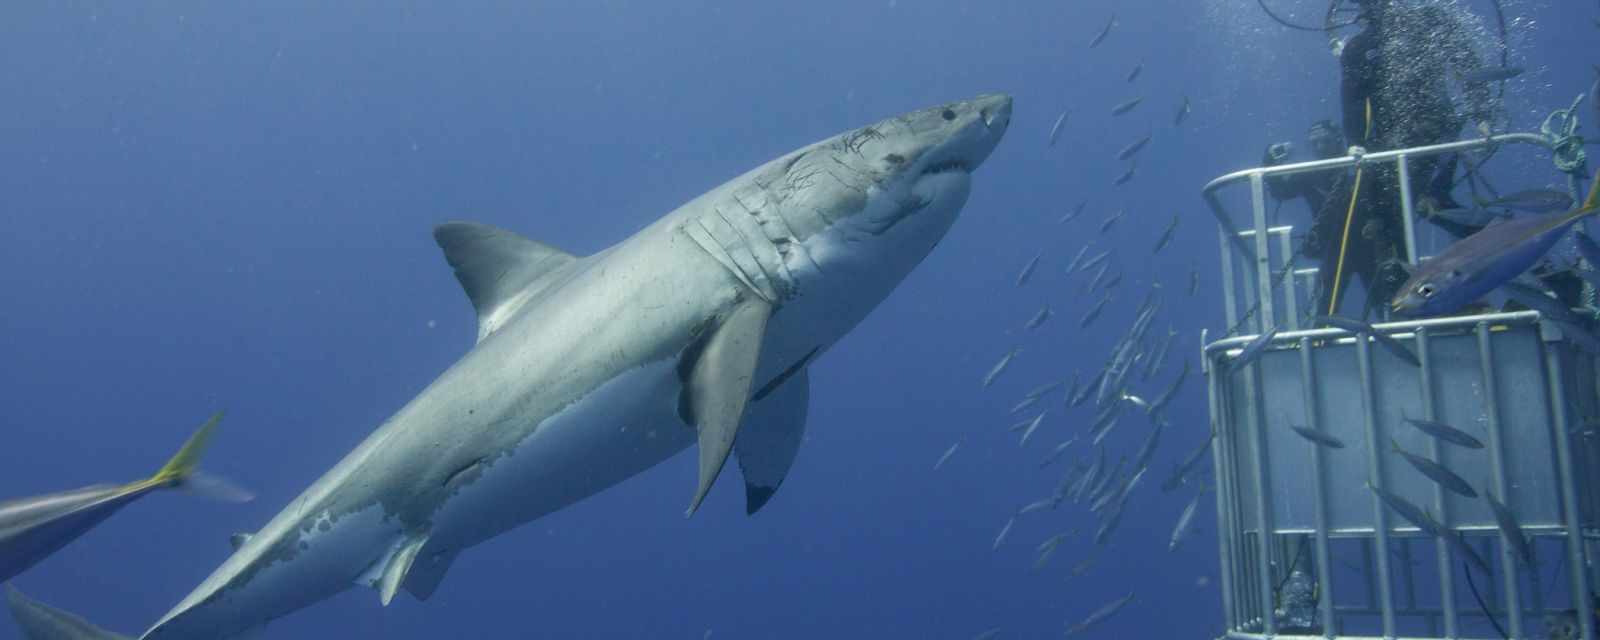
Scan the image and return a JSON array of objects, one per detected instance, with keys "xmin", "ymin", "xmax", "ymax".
[
  {"xmin": 1402, "ymin": 415, "xmax": 1485, "ymax": 449},
  {"xmin": 1010, "ymin": 395, "xmax": 1043, "ymax": 415},
  {"xmin": 1132, "ymin": 423, "xmax": 1163, "ymax": 470},
  {"xmin": 1080, "ymin": 293, "xmax": 1113, "ymax": 328},
  {"xmin": 1174, "ymin": 95, "xmax": 1191, "ymax": 126},
  {"xmin": 973, "ymin": 627, "xmax": 1002, "ymax": 640},
  {"xmin": 1461, "ymin": 66, "xmax": 1524, "ymax": 83},
  {"xmin": 1161, "ymin": 431, "xmax": 1212, "ymax": 492},
  {"xmin": 1060, "ymin": 201, "xmax": 1088, "ymax": 224},
  {"xmin": 1089, "ymin": 14, "xmax": 1116, "ymax": 48},
  {"xmin": 1017, "ymin": 497, "xmax": 1057, "ymax": 516},
  {"xmin": 1019, "ymin": 410, "xmax": 1048, "ymax": 446},
  {"xmin": 1143, "ymin": 327, "xmax": 1178, "ymax": 380},
  {"xmin": 1069, "ymin": 370, "xmax": 1103, "ymax": 407},
  {"xmin": 1024, "ymin": 305, "xmax": 1053, "ymax": 330},
  {"xmin": 1499, "ymin": 281, "xmax": 1589, "ymax": 326},
  {"xmin": 1119, "ymin": 391, "xmax": 1150, "ymax": 411},
  {"xmin": 1040, "ymin": 436, "xmax": 1078, "ymax": 468},
  {"xmin": 1070, "ymin": 555, "xmax": 1097, "ymax": 577},
  {"xmin": 1048, "ymin": 110, "xmax": 1070, "ymax": 147},
  {"xmin": 1063, "ymin": 245, "xmax": 1090, "ymax": 275},
  {"xmin": 1023, "ymin": 380, "xmax": 1064, "ymax": 401},
  {"xmin": 1114, "ymin": 164, "xmax": 1136, "ymax": 186},
  {"xmin": 1189, "ymin": 268, "xmax": 1200, "ymax": 295},
  {"xmin": 1313, "ymin": 315, "xmax": 1419, "ymax": 367},
  {"xmin": 1424, "ymin": 206, "xmax": 1506, "ymax": 228},
  {"xmin": 1484, "ymin": 492, "xmax": 1535, "ymax": 567},
  {"xmin": 982, "ymin": 348, "xmax": 1020, "ymax": 388},
  {"xmin": 1290, "ymin": 424, "xmax": 1345, "ymax": 449},
  {"xmin": 1125, "ymin": 60, "xmax": 1143, "ymax": 83},
  {"xmin": 1117, "ymin": 134, "xmax": 1152, "ymax": 161},
  {"xmin": 993, "ymin": 516, "xmax": 1016, "ymax": 550},
  {"xmin": 1391, "ymin": 439, "xmax": 1477, "ymax": 498},
  {"xmin": 1084, "ymin": 260, "xmax": 1112, "ymax": 292},
  {"xmin": 1078, "ymin": 249, "xmax": 1112, "ymax": 274},
  {"xmin": 1169, "ymin": 488, "xmax": 1203, "ymax": 551},
  {"xmin": 1226, "ymin": 326, "xmax": 1280, "ymax": 373},
  {"xmin": 934, "ymin": 441, "xmax": 961, "ymax": 470},
  {"xmin": 1111, "ymin": 97, "xmax": 1144, "ymax": 116},
  {"xmin": 1016, "ymin": 251, "xmax": 1042, "ymax": 286},
  {"xmin": 1065, "ymin": 592, "xmax": 1135, "ymax": 636},
  {"xmin": 1393, "ymin": 173, "xmax": 1600, "ymax": 316},
  {"xmin": 0, "ymin": 412, "xmax": 249, "ymax": 585},
  {"xmin": 1099, "ymin": 209, "xmax": 1125, "ymax": 234},
  {"xmin": 1146, "ymin": 359, "xmax": 1189, "ymax": 419},
  {"xmin": 1479, "ymin": 188, "xmax": 1576, "ymax": 214},
  {"xmin": 1152, "ymin": 214, "xmax": 1179, "ymax": 254},
  {"xmin": 1092, "ymin": 504, "xmax": 1125, "ymax": 545},
  {"xmin": 1369, "ymin": 486, "xmax": 1491, "ymax": 576},
  {"xmin": 1101, "ymin": 271, "xmax": 1124, "ymax": 291},
  {"xmin": 1033, "ymin": 533, "xmax": 1065, "ymax": 570},
  {"xmin": 1368, "ymin": 483, "xmax": 1445, "ymax": 538}
]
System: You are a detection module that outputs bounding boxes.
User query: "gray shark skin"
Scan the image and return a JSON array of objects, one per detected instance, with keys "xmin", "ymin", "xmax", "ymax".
[
  {"xmin": 0, "ymin": 414, "xmax": 231, "ymax": 585},
  {"xmin": 116, "ymin": 94, "xmax": 1011, "ymax": 639}
]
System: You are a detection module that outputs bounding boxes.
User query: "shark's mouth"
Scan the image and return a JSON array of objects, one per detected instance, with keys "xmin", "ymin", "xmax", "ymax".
[{"xmin": 920, "ymin": 159, "xmax": 970, "ymax": 176}]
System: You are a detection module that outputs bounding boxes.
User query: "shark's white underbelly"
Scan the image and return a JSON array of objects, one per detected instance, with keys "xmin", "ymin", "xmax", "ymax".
[{"xmin": 425, "ymin": 357, "xmax": 693, "ymax": 554}]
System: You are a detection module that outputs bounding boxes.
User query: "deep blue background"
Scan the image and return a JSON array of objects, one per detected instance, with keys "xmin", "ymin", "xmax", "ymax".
[{"xmin": 1, "ymin": 1, "xmax": 1593, "ymax": 638}]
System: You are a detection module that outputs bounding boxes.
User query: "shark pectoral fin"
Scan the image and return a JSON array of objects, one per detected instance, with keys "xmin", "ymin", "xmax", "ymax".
[
  {"xmin": 402, "ymin": 549, "xmax": 459, "ymax": 602},
  {"xmin": 682, "ymin": 298, "xmax": 774, "ymax": 517},
  {"xmin": 228, "ymin": 532, "xmax": 254, "ymax": 551},
  {"xmin": 4, "ymin": 584, "xmax": 131, "ymax": 640},
  {"xmin": 433, "ymin": 221, "xmax": 579, "ymax": 342},
  {"xmin": 735, "ymin": 366, "xmax": 810, "ymax": 515},
  {"xmin": 376, "ymin": 534, "xmax": 430, "ymax": 607}
]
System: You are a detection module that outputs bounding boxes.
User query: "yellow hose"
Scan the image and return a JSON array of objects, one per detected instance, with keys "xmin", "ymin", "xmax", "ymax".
[{"xmin": 1327, "ymin": 99, "xmax": 1374, "ymax": 315}]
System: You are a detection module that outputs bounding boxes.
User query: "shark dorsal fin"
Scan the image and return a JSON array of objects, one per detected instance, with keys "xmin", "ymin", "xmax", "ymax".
[
  {"xmin": 229, "ymin": 532, "xmax": 254, "ymax": 551},
  {"xmin": 433, "ymin": 222, "xmax": 578, "ymax": 342}
]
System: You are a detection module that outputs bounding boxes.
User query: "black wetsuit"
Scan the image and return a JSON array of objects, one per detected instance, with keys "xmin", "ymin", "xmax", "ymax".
[
  {"xmin": 1337, "ymin": 4, "xmax": 1493, "ymax": 315},
  {"xmin": 1264, "ymin": 148, "xmax": 1353, "ymax": 314}
]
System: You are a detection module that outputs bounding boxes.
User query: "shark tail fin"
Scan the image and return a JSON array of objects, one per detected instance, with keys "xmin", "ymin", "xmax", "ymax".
[
  {"xmin": 4, "ymin": 584, "xmax": 131, "ymax": 640},
  {"xmin": 146, "ymin": 412, "xmax": 253, "ymax": 503}
]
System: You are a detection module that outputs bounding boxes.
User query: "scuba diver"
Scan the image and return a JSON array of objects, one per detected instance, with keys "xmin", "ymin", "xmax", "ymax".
[
  {"xmin": 1334, "ymin": 0, "xmax": 1498, "ymax": 316},
  {"xmin": 1264, "ymin": 120, "xmax": 1360, "ymax": 314}
]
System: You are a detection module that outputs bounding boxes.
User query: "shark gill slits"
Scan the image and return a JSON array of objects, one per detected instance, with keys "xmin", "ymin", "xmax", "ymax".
[{"xmin": 884, "ymin": 153, "xmax": 905, "ymax": 165}]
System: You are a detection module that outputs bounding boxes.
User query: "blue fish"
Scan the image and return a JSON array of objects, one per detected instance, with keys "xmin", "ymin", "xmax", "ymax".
[
  {"xmin": 1393, "ymin": 173, "xmax": 1600, "ymax": 316},
  {"xmin": 0, "ymin": 413, "xmax": 247, "ymax": 585}
]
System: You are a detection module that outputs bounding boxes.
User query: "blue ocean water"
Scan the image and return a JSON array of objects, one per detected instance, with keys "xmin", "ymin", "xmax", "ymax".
[{"xmin": 0, "ymin": 1, "xmax": 1593, "ymax": 638}]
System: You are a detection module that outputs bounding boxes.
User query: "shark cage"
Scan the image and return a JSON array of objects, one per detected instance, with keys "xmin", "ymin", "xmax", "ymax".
[{"xmin": 1199, "ymin": 132, "xmax": 1600, "ymax": 640}]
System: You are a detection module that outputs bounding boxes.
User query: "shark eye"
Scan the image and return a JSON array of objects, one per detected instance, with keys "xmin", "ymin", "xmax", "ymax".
[
  {"xmin": 941, "ymin": 109, "xmax": 956, "ymax": 121},
  {"xmin": 1417, "ymin": 283, "xmax": 1436, "ymax": 298}
]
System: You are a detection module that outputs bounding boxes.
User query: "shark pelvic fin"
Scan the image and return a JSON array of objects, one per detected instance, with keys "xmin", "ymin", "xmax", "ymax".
[
  {"xmin": 402, "ymin": 549, "xmax": 459, "ymax": 602},
  {"xmin": 681, "ymin": 298, "xmax": 773, "ymax": 517},
  {"xmin": 376, "ymin": 533, "xmax": 430, "ymax": 607},
  {"xmin": 736, "ymin": 361, "xmax": 812, "ymax": 515},
  {"xmin": 433, "ymin": 221, "xmax": 579, "ymax": 342},
  {"xmin": 4, "ymin": 584, "xmax": 131, "ymax": 640}
]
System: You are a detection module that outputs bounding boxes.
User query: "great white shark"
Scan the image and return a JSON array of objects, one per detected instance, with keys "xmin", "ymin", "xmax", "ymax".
[{"xmin": 8, "ymin": 93, "xmax": 1011, "ymax": 640}]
